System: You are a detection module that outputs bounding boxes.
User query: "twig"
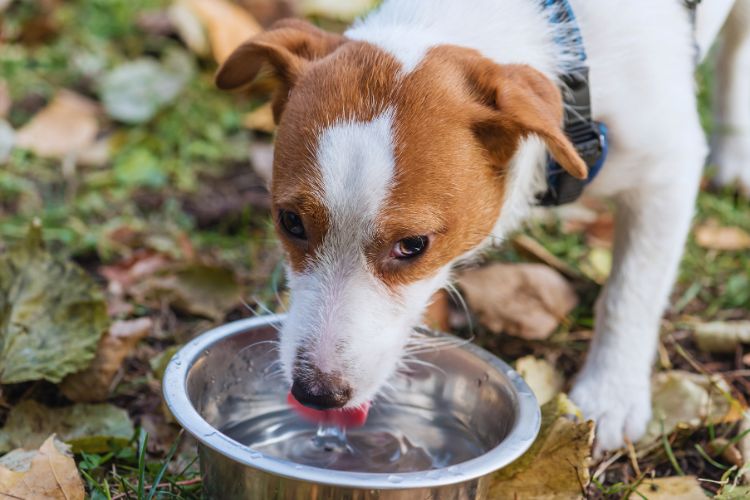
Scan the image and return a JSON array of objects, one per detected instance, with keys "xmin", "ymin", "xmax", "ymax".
[{"xmin": 111, "ymin": 477, "xmax": 202, "ymax": 500}]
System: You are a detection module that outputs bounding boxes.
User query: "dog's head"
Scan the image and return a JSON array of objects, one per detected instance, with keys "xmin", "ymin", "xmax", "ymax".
[{"xmin": 217, "ymin": 19, "xmax": 585, "ymax": 410}]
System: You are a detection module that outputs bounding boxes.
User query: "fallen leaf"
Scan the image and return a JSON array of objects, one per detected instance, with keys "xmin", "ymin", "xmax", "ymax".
[
  {"xmin": 100, "ymin": 250, "xmax": 172, "ymax": 296},
  {"xmin": 60, "ymin": 317, "xmax": 153, "ymax": 402},
  {"xmin": 98, "ymin": 48, "xmax": 193, "ymax": 124},
  {"xmin": 0, "ymin": 220, "xmax": 109, "ymax": 384},
  {"xmin": 639, "ymin": 371, "xmax": 744, "ymax": 445},
  {"xmin": 0, "ymin": 435, "xmax": 85, "ymax": 500},
  {"xmin": 169, "ymin": 1, "xmax": 210, "ymax": 56},
  {"xmin": 717, "ymin": 485, "xmax": 750, "ymax": 500},
  {"xmin": 692, "ymin": 321, "xmax": 750, "ymax": 353},
  {"xmin": 694, "ymin": 224, "xmax": 750, "ymax": 251},
  {"xmin": 0, "ymin": 400, "xmax": 133, "ymax": 454},
  {"xmin": 490, "ymin": 394, "xmax": 593, "ymax": 499},
  {"xmin": 243, "ymin": 102, "xmax": 275, "ymax": 133},
  {"xmin": 15, "ymin": 90, "xmax": 99, "ymax": 159},
  {"xmin": 634, "ymin": 476, "xmax": 707, "ymax": 500},
  {"xmin": 515, "ymin": 356, "xmax": 564, "ymax": 406},
  {"xmin": 179, "ymin": 0, "xmax": 262, "ymax": 63},
  {"xmin": 580, "ymin": 246, "xmax": 612, "ymax": 284},
  {"xmin": 299, "ymin": 0, "xmax": 378, "ymax": 21},
  {"xmin": 456, "ymin": 263, "xmax": 578, "ymax": 340},
  {"xmin": 132, "ymin": 263, "xmax": 241, "ymax": 320},
  {"xmin": 707, "ymin": 438, "xmax": 744, "ymax": 468}
]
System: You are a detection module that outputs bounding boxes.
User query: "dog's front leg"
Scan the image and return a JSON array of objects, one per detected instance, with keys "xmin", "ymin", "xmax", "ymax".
[{"xmin": 570, "ymin": 176, "xmax": 702, "ymax": 454}]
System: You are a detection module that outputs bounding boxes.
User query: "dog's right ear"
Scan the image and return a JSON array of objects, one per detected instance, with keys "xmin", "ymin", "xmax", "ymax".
[{"xmin": 216, "ymin": 19, "xmax": 345, "ymax": 121}]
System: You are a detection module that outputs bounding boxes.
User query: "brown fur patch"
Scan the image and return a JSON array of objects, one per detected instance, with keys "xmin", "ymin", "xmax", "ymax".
[{"xmin": 218, "ymin": 22, "xmax": 585, "ymax": 287}]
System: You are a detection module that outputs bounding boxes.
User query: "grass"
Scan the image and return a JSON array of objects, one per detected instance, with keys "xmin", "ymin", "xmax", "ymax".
[{"xmin": 1, "ymin": 0, "xmax": 749, "ymax": 498}]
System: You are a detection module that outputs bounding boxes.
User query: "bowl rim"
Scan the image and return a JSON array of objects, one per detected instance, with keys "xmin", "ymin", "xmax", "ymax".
[{"xmin": 162, "ymin": 314, "xmax": 541, "ymax": 490}]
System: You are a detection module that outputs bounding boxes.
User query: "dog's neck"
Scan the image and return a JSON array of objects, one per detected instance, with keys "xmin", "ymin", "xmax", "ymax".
[{"xmin": 347, "ymin": 0, "xmax": 566, "ymax": 244}]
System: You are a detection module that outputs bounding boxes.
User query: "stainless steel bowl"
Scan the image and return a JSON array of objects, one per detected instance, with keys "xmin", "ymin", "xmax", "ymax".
[{"xmin": 163, "ymin": 315, "xmax": 540, "ymax": 499}]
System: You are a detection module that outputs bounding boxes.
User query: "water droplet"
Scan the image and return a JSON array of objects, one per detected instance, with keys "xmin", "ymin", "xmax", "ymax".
[
  {"xmin": 203, "ymin": 431, "xmax": 216, "ymax": 438},
  {"xmin": 249, "ymin": 451, "xmax": 262, "ymax": 459},
  {"xmin": 294, "ymin": 465, "xmax": 303, "ymax": 470},
  {"xmin": 387, "ymin": 475, "xmax": 403, "ymax": 484}
]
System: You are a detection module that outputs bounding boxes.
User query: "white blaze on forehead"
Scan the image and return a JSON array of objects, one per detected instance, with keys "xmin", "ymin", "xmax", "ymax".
[
  {"xmin": 316, "ymin": 109, "xmax": 396, "ymax": 226},
  {"xmin": 279, "ymin": 110, "xmax": 452, "ymax": 407}
]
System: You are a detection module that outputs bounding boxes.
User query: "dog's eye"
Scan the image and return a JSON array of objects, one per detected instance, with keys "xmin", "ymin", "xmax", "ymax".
[
  {"xmin": 279, "ymin": 210, "xmax": 306, "ymax": 240},
  {"xmin": 392, "ymin": 236, "xmax": 429, "ymax": 259}
]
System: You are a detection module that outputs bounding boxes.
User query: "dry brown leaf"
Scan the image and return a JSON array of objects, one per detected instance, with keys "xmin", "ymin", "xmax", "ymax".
[
  {"xmin": 456, "ymin": 263, "xmax": 578, "ymax": 340},
  {"xmin": 692, "ymin": 321, "xmax": 750, "ymax": 353},
  {"xmin": 244, "ymin": 102, "xmax": 275, "ymax": 133},
  {"xmin": 100, "ymin": 251, "xmax": 172, "ymax": 296},
  {"xmin": 15, "ymin": 90, "xmax": 99, "ymax": 159},
  {"xmin": 180, "ymin": 0, "xmax": 262, "ymax": 63},
  {"xmin": 490, "ymin": 394, "xmax": 593, "ymax": 499},
  {"xmin": 60, "ymin": 317, "xmax": 153, "ymax": 402},
  {"xmin": 515, "ymin": 356, "xmax": 564, "ymax": 406},
  {"xmin": 694, "ymin": 224, "xmax": 750, "ymax": 251},
  {"xmin": 640, "ymin": 371, "xmax": 745, "ymax": 445},
  {"xmin": 634, "ymin": 476, "xmax": 706, "ymax": 500},
  {"xmin": 0, "ymin": 435, "xmax": 85, "ymax": 500}
]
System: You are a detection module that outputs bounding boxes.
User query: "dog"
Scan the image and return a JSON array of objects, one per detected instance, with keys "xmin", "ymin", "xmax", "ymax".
[{"xmin": 216, "ymin": 0, "xmax": 750, "ymax": 453}]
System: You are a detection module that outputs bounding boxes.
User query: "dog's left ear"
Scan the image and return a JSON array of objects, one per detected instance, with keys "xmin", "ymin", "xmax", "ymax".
[
  {"xmin": 455, "ymin": 51, "xmax": 588, "ymax": 179},
  {"xmin": 216, "ymin": 19, "xmax": 345, "ymax": 121}
]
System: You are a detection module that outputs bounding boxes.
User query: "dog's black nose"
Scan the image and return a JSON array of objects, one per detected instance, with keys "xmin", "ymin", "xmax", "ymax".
[{"xmin": 290, "ymin": 371, "xmax": 352, "ymax": 410}]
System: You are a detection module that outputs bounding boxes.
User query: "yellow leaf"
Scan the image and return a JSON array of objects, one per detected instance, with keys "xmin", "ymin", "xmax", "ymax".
[
  {"xmin": 490, "ymin": 394, "xmax": 593, "ymax": 499},
  {"xmin": 634, "ymin": 476, "xmax": 707, "ymax": 500},
  {"xmin": 694, "ymin": 224, "xmax": 750, "ymax": 251},
  {"xmin": 515, "ymin": 356, "xmax": 564, "ymax": 406},
  {"xmin": 0, "ymin": 435, "xmax": 85, "ymax": 500},
  {"xmin": 181, "ymin": 0, "xmax": 262, "ymax": 63}
]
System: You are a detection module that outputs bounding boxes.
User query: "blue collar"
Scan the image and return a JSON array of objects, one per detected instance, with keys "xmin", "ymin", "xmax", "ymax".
[{"xmin": 538, "ymin": 0, "xmax": 609, "ymax": 206}]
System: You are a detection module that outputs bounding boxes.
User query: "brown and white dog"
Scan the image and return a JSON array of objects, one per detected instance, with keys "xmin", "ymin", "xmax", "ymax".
[{"xmin": 217, "ymin": 0, "xmax": 750, "ymax": 453}]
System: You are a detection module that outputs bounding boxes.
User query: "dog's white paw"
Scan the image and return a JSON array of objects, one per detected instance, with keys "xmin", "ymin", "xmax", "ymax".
[
  {"xmin": 570, "ymin": 370, "xmax": 651, "ymax": 456},
  {"xmin": 712, "ymin": 134, "xmax": 750, "ymax": 195}
]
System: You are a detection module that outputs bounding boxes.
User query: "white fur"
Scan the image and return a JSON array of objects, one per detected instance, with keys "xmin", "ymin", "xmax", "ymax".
[
  {"xmin": 279, "ymin": 0, "xmax": 750, "ymax": 452},
  {"xmin": 279, "ymin": 110, "xmax": 452, "ymax": 406},
  {"xmin": 712, "ymin": 0, "xmax": 750, "ymax": 194}
]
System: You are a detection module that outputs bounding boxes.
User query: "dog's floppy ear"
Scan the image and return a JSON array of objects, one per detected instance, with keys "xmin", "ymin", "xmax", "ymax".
[
  {"xmin": 456, "ymin": 52, "xmax": 587, "ymax": 179},
  {"xmin": 216, "ymin": 19, "xmax": 344, "ymax": 120}
]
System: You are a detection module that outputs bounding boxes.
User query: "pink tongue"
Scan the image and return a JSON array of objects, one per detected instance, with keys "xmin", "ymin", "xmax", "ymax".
[{"xmin": 286, "ymin": 392, "xmax": 370, "ymax": 428}]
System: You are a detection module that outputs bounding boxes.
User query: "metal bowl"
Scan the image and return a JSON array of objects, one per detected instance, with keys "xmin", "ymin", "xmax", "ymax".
[{"xmin": 163, "ymin": 315, "xmax": 540, "ymax": 499}]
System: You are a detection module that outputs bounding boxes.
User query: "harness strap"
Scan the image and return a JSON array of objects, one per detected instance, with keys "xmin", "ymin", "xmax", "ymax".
[{"xmin": 538, "ymin": 0, "xmax": 608, "ymax": 207}]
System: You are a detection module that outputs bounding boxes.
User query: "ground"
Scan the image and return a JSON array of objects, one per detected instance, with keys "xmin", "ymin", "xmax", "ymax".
[{"xmin": 0, "ymin": 1, "xmax": 748, "ymax": 499}]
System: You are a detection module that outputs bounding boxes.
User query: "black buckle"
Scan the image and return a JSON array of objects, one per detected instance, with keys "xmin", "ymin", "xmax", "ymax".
[{"xmin": 538, "ymin": 69, "xmax": 607, "ymax": 207}]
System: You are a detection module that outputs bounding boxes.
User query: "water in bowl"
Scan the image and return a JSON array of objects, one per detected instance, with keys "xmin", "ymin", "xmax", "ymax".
[
  {"xmin": 220, "ymin": 400, "xmax": 486, "ymax": 473},
  {"xmin": 215, "ymin": 341, "xmax": 488, "ymax": 473}
]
